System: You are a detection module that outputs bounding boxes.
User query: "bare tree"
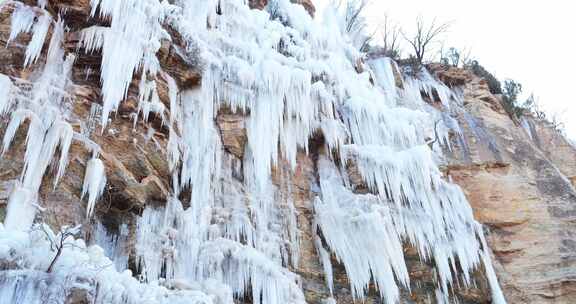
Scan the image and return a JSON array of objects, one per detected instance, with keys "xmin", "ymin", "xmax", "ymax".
[
  {"xmin": 402, "ymin": 17, "xmax": 451, "ymax": 63},
  {"xmin": 550, "ymin": 112, "xmax": 566, "ymax": 133},
  {"xmin": 380, "ymin": 14, "xmax": 401, "ymax": 58},
  {"xmin": 35, "ymin": 224, "xmax": 83, "ymax": 273},
  {"xmin": 341, "ymin": 0, "xmax": 374, "ymax": 51},
  {"xmin": 344, "ymin": 0, "xmax": 370, "ymax": 34}
]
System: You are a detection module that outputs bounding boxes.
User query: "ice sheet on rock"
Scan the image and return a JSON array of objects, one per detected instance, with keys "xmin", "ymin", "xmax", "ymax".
[
  {"xmin": 314, "ymin": 132, "xmax": 506, "ymax": 302},
  {"xmin": 520, "ymin": 116, "xmax": 542, "ymax": 147},
  {"xmin": 177, "ymin": 88, "xmax": 221, "ymax": 207},
  {"xmin": 92, "ymin": 221, "xmax": 129, "ymax": 271},
  {"xmin": 462, "ymin": 111, "xmax": 502, "ymax": 160},
  {"xmin": 442, "ymin": 111, "xmax": 471, "ymax": 161},
  {"xmin": 367, "ymin": 57, "xmax": 399, "ymax": 102},
  {"xmin": 477, "ymin": 224, "xmax": 507, "ymax": 304},
  {"xmin": 135, "ymin": 204, "xmax": 176, "ymax": 282},
  {"xmin": 196, "ymin": 238, "xmax": 306, "ymax": 304},
  {"xmin": 313, "ymin": 219, "xmax": 334, "ymax": 295},
  {"xmin": 402, "ymin": 67, "xmax": 454, "ymax": 108},
  {"xmin": 165, "ymin": 0, "xmax": 504, "ymax": 302},
  {"xmin": 3, "ymin": 185, "xmax": 36, "ymax": 231},
  {"xmin": 134, "ymin": 191, "xmax": 305, "ymax": 304}
]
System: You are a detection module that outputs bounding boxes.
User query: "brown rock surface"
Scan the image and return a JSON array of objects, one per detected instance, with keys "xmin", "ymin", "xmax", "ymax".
[{"xmin": 436, "ymin": 65, "xmax": 576, "ymax": 303}]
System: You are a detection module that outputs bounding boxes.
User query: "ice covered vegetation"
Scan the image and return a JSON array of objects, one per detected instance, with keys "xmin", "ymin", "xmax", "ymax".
[{"xmin": 0, "ymin": 0, "xmax": 506, "ymax": 303}]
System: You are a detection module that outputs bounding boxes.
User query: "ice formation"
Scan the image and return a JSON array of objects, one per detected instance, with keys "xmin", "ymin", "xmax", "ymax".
[
  {"xmin": 2, "ymin": 13, "xmax": 76, "ymax": 231},
  {"xmin": 0, "ymin": 0, "xmax": 507, "ymax": 303},
  {"xmin": 91, "ymin": 221, "xmax": 130, "ymax": 271},
  {"xmin": 81, "ymin": 157, "xmax": 107, "ymax": 218}
]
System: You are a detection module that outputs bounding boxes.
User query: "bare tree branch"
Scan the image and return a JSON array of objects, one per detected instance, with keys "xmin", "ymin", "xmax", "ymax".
[
  {"xmin": 35, "ymin": 224, "xmax": 83, "ymax": 273},
  {"xmin": 402, "ymin": 17, "xmax": 451, "ymax": 63},
  {"xmin": 380, "ymin": 14, "xmax": 401, "ymax": 58}
]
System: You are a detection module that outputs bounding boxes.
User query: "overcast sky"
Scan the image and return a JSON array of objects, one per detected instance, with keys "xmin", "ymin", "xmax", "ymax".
[{"xmin": 315, "ymin": 0, "xmax": 576, "ymax": 139}]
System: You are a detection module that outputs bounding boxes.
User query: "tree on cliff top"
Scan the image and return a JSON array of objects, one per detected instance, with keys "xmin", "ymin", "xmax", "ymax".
[{"xmin": 402, "ymin": 17, "xmax": 450, "ymax": 63}]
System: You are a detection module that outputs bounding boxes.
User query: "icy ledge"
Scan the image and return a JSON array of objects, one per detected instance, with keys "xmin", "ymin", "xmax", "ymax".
[{"xmin": 0, "ymin": 223, "xmax": 233, "ymax": 304}]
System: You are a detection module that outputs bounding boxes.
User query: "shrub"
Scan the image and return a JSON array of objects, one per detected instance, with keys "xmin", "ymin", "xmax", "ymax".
[
  {"xmin": 501, "ymin": 79, "xmax": 524, "ymax": 118},
  {"xmin": 465, "ymin": 60, "xmax": 502, "ymax": 94}
]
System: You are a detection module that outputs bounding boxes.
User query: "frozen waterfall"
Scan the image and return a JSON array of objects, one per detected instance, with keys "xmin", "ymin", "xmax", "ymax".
[{"xmin": 0, "ymin": 0, "xmax": 505, "ymax": 303}]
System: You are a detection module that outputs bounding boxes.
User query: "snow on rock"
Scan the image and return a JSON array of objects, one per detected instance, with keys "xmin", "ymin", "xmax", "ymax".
[{"xmin": 0, "ymin": 223, "xmax": 228, "ymax": 304}]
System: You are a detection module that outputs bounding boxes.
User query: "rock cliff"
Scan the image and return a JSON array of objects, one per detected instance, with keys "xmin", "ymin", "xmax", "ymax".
[
  {"xmin": 431, "ymin": 64, "xmax": 576, "ymax": 304},
  {"xmin": 0, "ymin": 1, "xmax": 574, "ymax": 304}
]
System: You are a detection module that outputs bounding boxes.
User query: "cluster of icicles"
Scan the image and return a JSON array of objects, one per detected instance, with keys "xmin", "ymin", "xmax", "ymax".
[{"xmin": 0, "ymin": 0, "xmax": 506, "ymax": 303}]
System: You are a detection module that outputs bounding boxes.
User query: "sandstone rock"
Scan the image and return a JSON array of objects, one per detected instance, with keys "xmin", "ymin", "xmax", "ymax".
[
  {"xmin": 435, "ymin": 66, "xmax": 576, "ymax": 304},
  {"xmin": 216, "ymin": 113, "xmax": 247, "ymax": 159},
  {"xmin": 248, "ymin": 0, "xmax": 268, "ymax": 10}
]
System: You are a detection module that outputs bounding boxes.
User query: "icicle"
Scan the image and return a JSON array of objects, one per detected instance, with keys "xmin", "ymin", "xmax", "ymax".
[
  {"xmin": 24, "ymin": 13, "xmax": 52, "ymax": 67},
  {"xmin": 78, "ymin": 26, "xmax": 107, "ymax": 53},
  {"xmin": 0, "ymin": 74, "xmax": 13, "ymax": 115},
  {"xmin": 81, "ymin": 158, "xmax": 107, "ymax": 218},
  {"xmin": 135, "ymin": 205, "xmax": 174, "ymax": 282},
  {"xmin": 314, "ymin": 156, "xmax": 408, "ymax": 303},
  {"xmin": 7, "ymin": 4, "xmax": 35, "ymax": 43},
  {"xmin": 79, "ymin": 0, "xmax": 177, "ymax": 128},
  {"xmin": 477, "ymin": 224, "xmax": 507, "ymax": 304},
  {"xmin": 52, "ymin": 121, "xmax": 73, "ymax": 188}
]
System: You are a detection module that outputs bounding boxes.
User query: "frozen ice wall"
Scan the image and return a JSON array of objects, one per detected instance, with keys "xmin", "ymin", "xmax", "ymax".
[{"xmin": 0, "ymin": 0, "xmax": 505, "ymax": 303}]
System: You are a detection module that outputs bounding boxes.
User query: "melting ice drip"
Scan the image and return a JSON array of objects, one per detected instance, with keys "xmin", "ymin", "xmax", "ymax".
[{"xmin": 0, "ymin": 0, "xmax": 506, "ymax": 304}]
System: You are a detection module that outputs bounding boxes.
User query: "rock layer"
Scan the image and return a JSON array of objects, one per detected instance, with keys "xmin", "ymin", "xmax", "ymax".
[{"xmin": 434, "ymin": 65, "xmax": 576, "ymax": 304}]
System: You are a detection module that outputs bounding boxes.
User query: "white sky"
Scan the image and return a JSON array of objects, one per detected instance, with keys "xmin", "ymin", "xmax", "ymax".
[{"xmin": 315, "ymin": 0, "xmax": 576, "ymax": 139}]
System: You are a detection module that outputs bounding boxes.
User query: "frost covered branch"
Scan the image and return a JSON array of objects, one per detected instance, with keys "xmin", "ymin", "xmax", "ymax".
[{"xmin": 33, "ymin": 224, "xmax": 82, "ymax": 273}]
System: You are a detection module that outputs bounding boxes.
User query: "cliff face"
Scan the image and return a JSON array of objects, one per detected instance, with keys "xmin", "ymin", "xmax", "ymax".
[
  {"xmin": 431, "ymin": 65, "xmax": 576, "ymax": 303},
  {"xmin": 0, "ymin": 1, "xmax": 574, "ymax": 304}
]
